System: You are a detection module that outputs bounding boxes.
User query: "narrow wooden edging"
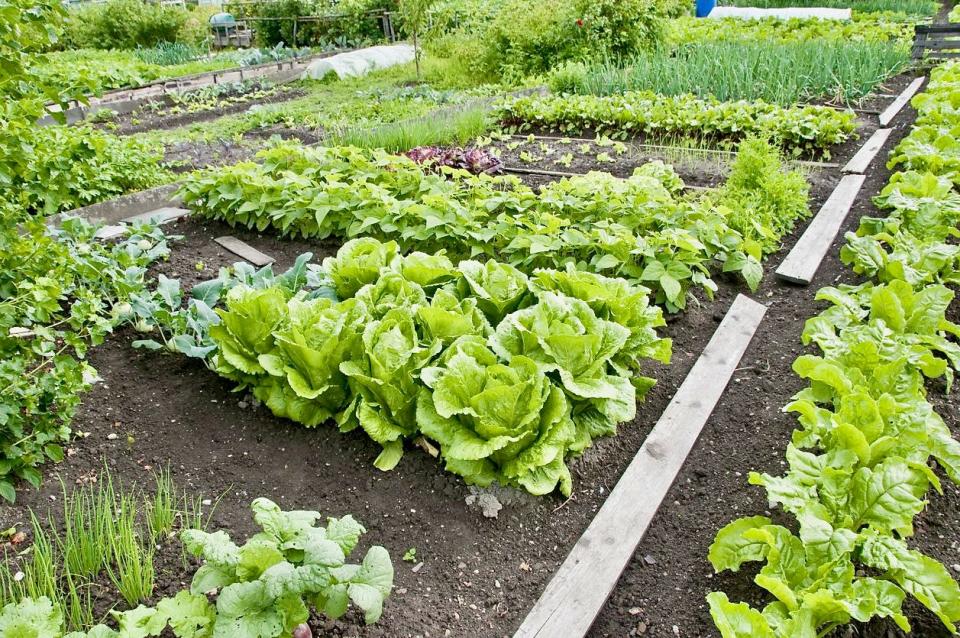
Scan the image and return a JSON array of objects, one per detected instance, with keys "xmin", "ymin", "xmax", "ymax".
[
  {"xmin": 214, "ymin": 236, "xmax": 276, "ymax": 266},
  {"xmin": 775, "ymin": 173, "xmax": 866, "ymax": 285},
  {"xmin": 842, "ymin": 128, "xmax": 892, "ymax": 174},
  {"xmin": 57, "ymin": 183, "xmax": 183, "ymax": 227},
  {"xmin": 878, "ymin": 77, "xmax": 924, "ymax": 126},
  {"xmin": 513, "ymin": 294, "xmax": 768, "ymax": 638}
]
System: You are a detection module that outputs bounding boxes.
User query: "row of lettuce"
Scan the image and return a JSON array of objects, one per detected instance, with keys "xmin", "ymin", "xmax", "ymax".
[
  {"xmin": 129, "ymin": 239, "xmax": 670, "ymax": 497},
  {"xmin": 707, "ymin": 62, "xmax": 960, "ymax": 636}
]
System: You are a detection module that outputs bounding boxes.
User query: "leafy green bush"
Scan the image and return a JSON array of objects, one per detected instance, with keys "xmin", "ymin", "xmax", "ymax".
[
  {"xmin": 426, "ymin": 0, "xmax": 675, "ymax": 80},
  {"xmin": 713, "ymin": 137, "xmax": 810, "ymax": 254},
  {"xmin": 10, "ymin": 125, "xmax": 169, "ymax": 217},
  {"xmin": 62, "ymin": 0, "xmax": 190, "ymax": 50}
]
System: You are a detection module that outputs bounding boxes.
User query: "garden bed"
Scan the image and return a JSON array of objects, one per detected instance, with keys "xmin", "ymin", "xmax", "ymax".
[
  {"xmin": 589, "ymin": 90, "xmax": 960, "ymax": 638},
  {"xmin": 91, "ymin": 82, "xmax": 306, "ymax": 136},
  {"xmin": 0, "ymin": 128, "xmax": 870, "ymax": 636}
]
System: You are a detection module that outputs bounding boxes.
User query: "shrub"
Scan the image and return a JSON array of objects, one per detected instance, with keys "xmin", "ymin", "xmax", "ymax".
[
  {"xmin": 427, "ymin": 0, "xmax": 672, "ymax": 81},
  {"xmin": 242, "ymin": 0, "xmax": 392, "ymax": 48},
  {"xmin": 63, "ymin": 0, "xmax": 189, "ymax": 50},
  {"xmin": 571, "ymin": 0, "xmax": 668, "ymax": 61}
]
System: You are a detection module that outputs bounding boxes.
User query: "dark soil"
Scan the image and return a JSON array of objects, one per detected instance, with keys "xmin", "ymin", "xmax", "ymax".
[
  {"xmin": 589, "ymin": 79, "xmax": 960, "ymax": 638},
  {"xmin": 488, "ymin": 134, "xmax": 840, "ymax": 193},
  {"xmin": 162, "ymin": 138, "xmax": 267, "ymax": 174},
  {"xmin": 3, "ymin": 96, "xmax": 954, "ymax": 638}
]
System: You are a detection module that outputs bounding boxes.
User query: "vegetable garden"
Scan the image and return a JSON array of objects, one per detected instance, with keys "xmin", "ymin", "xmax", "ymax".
[{"xmin": 3, "ymin": 0, "xmax": 960, "ymax": 637}]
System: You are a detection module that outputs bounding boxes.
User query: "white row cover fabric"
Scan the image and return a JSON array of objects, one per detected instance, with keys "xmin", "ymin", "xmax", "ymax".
[
  {"xmin": 708, "ymin": 6, "xmax": 852, "ymax": 20},
  {"xmin": 302, "ymin": 44, "xmax": 416, "ymax": 80}
]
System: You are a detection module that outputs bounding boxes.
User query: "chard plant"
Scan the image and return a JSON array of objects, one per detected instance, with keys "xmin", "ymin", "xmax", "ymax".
[{"xmin": 707, "ymin": 58, "xmax": 960, "ymax": 638}]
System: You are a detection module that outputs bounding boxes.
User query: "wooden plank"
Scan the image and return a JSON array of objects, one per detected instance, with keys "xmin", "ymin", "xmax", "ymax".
[
  {"xmin": 55, "ymin": 183, "xmax": 182, "ymax": 226},
  {"xmin": 513, "ymin": 294, "xmax": 767, "ymax": 638},
  {"xmin": 122, "ymin": 206, "xmax": 190, "ymax": 225},
  {"xmin": 775, "ymin": 173, "xmax": 866, "ymax": 285},
  {"xmin": 214, "ymin": 236, "xmax": 275, "ymax": 267},
  {"xmin": 94, "ymin": 225, "xmax": 128, "ymax": 240},
  {"xmin": 842, "ymin": 128, "xmax": 892, "ymax": 174},
  {"xmin": 879, "ymin": 77, "xmax": 924, "ymax": 126}
]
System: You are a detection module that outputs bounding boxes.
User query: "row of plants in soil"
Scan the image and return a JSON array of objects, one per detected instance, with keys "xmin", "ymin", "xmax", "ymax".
[
  {"xmin": 666, "ymin": 14, "xmax": 915, "ymax": 45},
  {"xmin": 706, "ymin": 60, "xmax": 960, "ymax": 637},
  {"xmin": 178, "ymin": 138, "xmax": 810, "ymax": 313},
  {"xmin": 123, "ymin": 238, "xmax": 670, "ymax": 497},
  {"xmin": 722, "ymin": 0, "xmax": 938, "ymax": 15},
  {"xmin": 0, "ymin": 468, "xmax": 394, "ymax": 637},
  {"xmin": 547, "ymin": 40, "xmax": 910, "ymax": 107},
  {"xmin": 494, "ymin": 91, "xmax": 857, "ymax": 157}
]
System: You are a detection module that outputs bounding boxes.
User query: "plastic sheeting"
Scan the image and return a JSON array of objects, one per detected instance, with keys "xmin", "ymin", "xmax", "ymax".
[
  {"xmin": 301, "ymin": 44, "xmax": 416, "ymax": 80},
  {"xmin": 708, "ymin": 7, "xmax": 851, "ymax": 20}
]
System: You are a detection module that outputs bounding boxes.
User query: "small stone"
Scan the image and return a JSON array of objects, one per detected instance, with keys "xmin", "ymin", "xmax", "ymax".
[
  {"xmin": 643, "ymin": 554, "xmax": 657, "ymax": 565},
  {"xmin": 636, "ymin": 622, "xmax": 647, "ymax": 634},
  {"xmin": 672, "ymin": 625, "xmax": 679, "ymax": 636},
  {"xmin": 106, "ymin": 433, "xmax": 118, "ymax": 440},
  {"xmin": 952, "ymin": 564, "xmax": 960, "ymax": 573},
  {"xmin": 628, "ymin": 607, "xmax": 642, "ymax": 616},
  {"xmin": 412, "ymin": 562, "xmax": 424, "ymax": 573},
  {"xmin": 238, "ymin": 401, "xmax": 249, "ymax": 409},
  {"xmin": 478, "ymin": 493, "xmax": 502, "ymax": 518},
  {"xmin": 202, "ymin": 499, "xmax": 212, "ymax": 506}
]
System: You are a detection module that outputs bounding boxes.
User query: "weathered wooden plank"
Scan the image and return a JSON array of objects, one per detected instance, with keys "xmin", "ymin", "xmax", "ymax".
[
  {"xmin": 919, "ymin": 39, "xmax": 960, "ymax": 50},
  {"xmin": 56, "ymin": 183, "xmax": 183, "ymax": 226},
  {"xmin": 123, "ymin": 206, "xmax": 191, "ymax": 225},
  {"xmin": 776, "ymin": 173, "xmax": 866, "ymax": 285},
  {"xmin": 513, "ymin": 294, "xmax": 768, "ymax": 638},
  {"xmin": 214, "ymin": 236, "xmax": 276, "ymax": 267},
  {"xmin": 879, "ymin": 77, "xmax": 924, "ymax": 126},
  {"xmin": 842, "ymin": 128, "xmax": 892, "ymax": 174},
  {"xmin": 93, "ymin": 225, "xmax": 128, "ymax": 240}
]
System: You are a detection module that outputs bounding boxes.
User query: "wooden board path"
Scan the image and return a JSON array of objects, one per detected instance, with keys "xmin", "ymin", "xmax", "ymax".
[
  {"xmin": 214, "ymin": 236, "xmax": 276, "ymax": 267},
  {"xmin": 879, "ymin": 77, "xmax": 924, "ymax": 127},
  {"xmin": 775, "ymin": 173, "xmax": 866, "ymax": 285},
  {"xmin": 513, "ymin": 294, "xmax": 768, "ymax": 638},
  {"xmin": 842, "ymin": 128, "xmax": 892, "ymax": 175}
]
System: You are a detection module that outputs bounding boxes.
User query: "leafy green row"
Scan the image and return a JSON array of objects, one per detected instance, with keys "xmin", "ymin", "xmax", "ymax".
[
  {"xmin": 134, "ymin": 238, "xmax": 670, "ymax": 496},
  {"xmin": 494, "ymin": 91, "xmax": 857, "ymax": 157},
  {"xmin": 707, "ymin": 61, "xmax": 960, "ymax": 636},
  {"xmin": 667, "ymin": 14, "xmax": 914, "ymax": 45},
  {"xmin": 180, "ymin": 144, "xmax": 767, "ymax": 312},
  {"xmin": 888, "ymin": 66, "xmax": 960, "ymax": 188},
  {"xmin": 0, "ymin": 498, "xmax": 394, "ymax": 638}
]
